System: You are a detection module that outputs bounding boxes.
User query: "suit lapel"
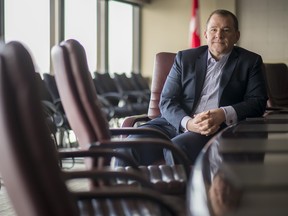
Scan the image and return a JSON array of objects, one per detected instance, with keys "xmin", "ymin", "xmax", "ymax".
[
  {"xmin": 218, "ymin": 49, "xmax": 239, "ymax": 100},
  {"xmin": 192, "ymin": 50, "xmax": 208, "ymax": 112}
]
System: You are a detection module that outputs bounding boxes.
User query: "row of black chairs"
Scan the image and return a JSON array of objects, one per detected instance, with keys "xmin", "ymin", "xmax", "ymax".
[
  {"xmin": 34, "ymin": 71, "xmax": 152, "ymax": 147},
  {"xmin": 41, "ymin": 71, "xmax": 151, "ymax": 124},
  {"xmin": 34, "ymin": 72, "xmax": 71, "ymax": 148},
  {"xmin": 42, "ymin": 73, "xmax": 114, "ymax": 123},
  {"xmin": 93, "ymin": 71, "xmax": 150, "ymax": 120}
]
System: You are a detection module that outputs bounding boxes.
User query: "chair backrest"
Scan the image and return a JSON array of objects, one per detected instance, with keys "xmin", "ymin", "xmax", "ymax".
[
  {"xmin": 148, "ymin": 52, "xmax": 176, "ymax": 119},
  {"xmin": 0, "ymin": 41, "xmax": 78, "ymax": 216},
  {"xmin": 94, "ymin": 71, "xmax": 119, "ymax": 94},
  {"xmin": 113, "ymin": 72, "xmax": 136, "ymax": 92},
  {"xmin": 51, "ymin": 39, "xmax": 111, "ymax": 166},
  {"xmin": 131, "ymin": 72, "xmax": 151, "ymax": 93},
  {"xmin": 263, "ymin": 63, "xmax": 288, "ymax": 108},
  {"xmin": 34, "ymin": 72, "xmax": 54, "ymax": 102},
  {"xmin": 43, "ymin": 73, "xmax": 61, "ymax": 103}
]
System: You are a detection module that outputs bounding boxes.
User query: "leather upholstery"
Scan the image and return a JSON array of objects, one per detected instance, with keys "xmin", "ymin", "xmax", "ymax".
[
  {"xmin": 0, "ymin": 41, "xmax": 78, "ymax": 216},
  {"xmin": 121, "ymin": 52, "xmax": 176, "ymax": 127},
  {"xmin": 148, "ymin": 52, "xmax": 176, "ymax": 119},
  {"xmin": 263, "ymin": 63, "xmax": 288, "ymax": 108}
]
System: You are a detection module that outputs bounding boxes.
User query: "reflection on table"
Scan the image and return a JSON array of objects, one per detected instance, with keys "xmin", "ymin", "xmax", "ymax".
[{"xmin": 188, "ymin": 113, "xmax": 288, "ymax": 216}]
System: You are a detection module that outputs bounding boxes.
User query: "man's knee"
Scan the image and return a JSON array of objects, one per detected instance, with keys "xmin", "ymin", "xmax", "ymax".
[
  {"xmin": 113, "ymin": 148, "xmax": 138, "ymax": 167},
  {"xmin": 172, "ymin": 132, "xmax": 212, "ymax": 164}
]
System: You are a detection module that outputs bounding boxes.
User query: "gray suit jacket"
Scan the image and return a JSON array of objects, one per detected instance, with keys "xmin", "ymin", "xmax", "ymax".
[{"xmin": 159, "ymin": 45, "xmax": 268, "ymax": 133}]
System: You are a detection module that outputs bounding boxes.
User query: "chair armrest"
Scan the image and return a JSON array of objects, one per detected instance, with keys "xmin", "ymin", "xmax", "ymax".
[
  {"xmin": 121, "ymin": 114, "xmax": 151, "ymax": 127},
  {"xmin": 41, "ymin": 100, "xmax": 66, "ymax": 128},
  {"xmin": 42, "ymin": 100, "xmax": 58, "ymax": 114},
  {"xmin": 63, "ymin": 169, "xmax": 154, "ymax": 189},
  {"xmin": 101, "ymin": 92, "xmax": 124, "ymax": 106},
  {"xmin": 60, "ymin": 149, "xmax": 157, "ymax": 189},
  {"xmin": 58, "ymin": 149, "xmax": 139, "ymax": 169},
  {"xmin": 264, "ymin": 108, "xmax": 288, "ymax": 117},
  {"xmin": 109, "ymin": 127, "xmax": 170, "ymax": 140},
  {"xmin": 123, "ymin": 90, "xmax": 150, "ymax": 103},
  {"xmin": 90, "ymin": 138, "xmax": 192, "ymax": 177},
  {"xmin": 266, "ymin": 106, "xmax": 286, "ymax": 111},
  {"xmin": 73, "ymin": 187, "xmax": 181, "ymax": 216},
  {"xmin": 53, "ymin": 98, "xmax": 62, "ymax": 106}
]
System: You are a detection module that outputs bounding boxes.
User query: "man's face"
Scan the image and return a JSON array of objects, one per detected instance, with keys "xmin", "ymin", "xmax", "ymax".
[{"xmin": 204, "ymin": 14, "xmax": 240, "ymax": 60}]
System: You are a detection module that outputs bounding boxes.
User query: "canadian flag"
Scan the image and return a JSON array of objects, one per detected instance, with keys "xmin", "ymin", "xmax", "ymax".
[{"xmin": 189, "ymin": 0, "xmax": 201, "ymax": 48}]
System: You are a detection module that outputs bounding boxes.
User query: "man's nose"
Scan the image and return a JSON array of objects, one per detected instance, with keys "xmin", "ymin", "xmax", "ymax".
[{"xmin": 215, "ymin": 30, "xmax": 223, "ymax": 38}]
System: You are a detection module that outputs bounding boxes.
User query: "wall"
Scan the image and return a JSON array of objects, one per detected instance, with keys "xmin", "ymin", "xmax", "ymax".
[
  {"xmin": 141, "ymin": 0, "xmax": 190, "ymax": 78},
  {"xmin": 141, "ymin": 0, "xmax": 235, "ymax": 78},
  {"xmin": 237, "ymin": 0, "xmax": 288, "ymax": 64}
]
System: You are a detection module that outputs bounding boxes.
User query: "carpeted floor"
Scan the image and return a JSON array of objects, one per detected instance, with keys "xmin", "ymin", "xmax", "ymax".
[
  {"xmin": 0, "ymin": 160, "xmax": 87, "ymax": 216},
  {"xmin": 0, "ymin": 181, "xmax": 16, "ymax": 216}
]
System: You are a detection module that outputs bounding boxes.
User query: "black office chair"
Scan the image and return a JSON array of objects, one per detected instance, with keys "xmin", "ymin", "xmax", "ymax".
[
  {"xmin": 93, "ymin": 72, "xmax": 134, "ymax": 121},
  {"xmin": 131, "ymin": 71, "xmax": 151, "ymax": 99},
  {"xmin": 95, "ymin": 71, "xmax": 150, "ymax": 116},
  {"xmin": 113, "ymin": 72, "xmax": 149, "ymax": 114},
  {"xmin": 41, "ymin": 72, "xmax": 74, "ymax": 148}
]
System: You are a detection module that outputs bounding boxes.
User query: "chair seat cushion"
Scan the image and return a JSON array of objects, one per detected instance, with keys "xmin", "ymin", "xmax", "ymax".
[
  {"xmin": 115, "ymin": 165, "xmax": 187, "ymax": 195},
  {"xmin": 78, "ymin": 198, "xmax": 170, "ymax": 215}
]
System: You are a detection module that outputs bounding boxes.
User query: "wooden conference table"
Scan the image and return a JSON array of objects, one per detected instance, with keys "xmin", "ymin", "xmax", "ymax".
[{"xmin": 187, "ymin": 112, "xmax": 288, "ymax": 216}]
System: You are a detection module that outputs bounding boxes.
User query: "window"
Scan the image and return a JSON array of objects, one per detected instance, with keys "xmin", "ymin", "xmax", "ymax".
[
  {"xmin": 4, "ymin": 0, "xmax": 50, "ymax": 74},
  {"xmin": 64, "ymin": 0, "xmax": 97, "ymax": 73},
  {"xmin": 108, "ymin": 1, "xmax": 133, "ymax": 74},
  {"xmin": 1, "ymin": 0, "xmax": 142, "ymax": 76}
]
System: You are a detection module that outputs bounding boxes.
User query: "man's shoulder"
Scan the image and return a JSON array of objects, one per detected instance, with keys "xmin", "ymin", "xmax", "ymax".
[
  {"xmin": 179, "ymin": 45, "xmax": 208, "ymax": 55},
  {"xmin": 233, "ymin": 46, "xmax": 262, "ymax": 58},
  {"xmin": 176, "ymin": 46, "xmax": 208, "ymax": 61}
]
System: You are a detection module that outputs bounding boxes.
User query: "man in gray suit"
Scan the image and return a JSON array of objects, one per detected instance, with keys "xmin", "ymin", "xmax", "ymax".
[{"xmin": 120, "ymin": 9, "xmax": 268, "ymax": 166}]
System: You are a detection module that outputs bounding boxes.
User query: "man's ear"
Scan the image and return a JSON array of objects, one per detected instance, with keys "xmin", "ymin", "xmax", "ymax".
[
  {"xmin": 204, "ymin": 30, "xmax": 208, "ymax": 39},
  {"xmin": 236, "ymin": 31, "xmax": 240, "ymax": 42}
]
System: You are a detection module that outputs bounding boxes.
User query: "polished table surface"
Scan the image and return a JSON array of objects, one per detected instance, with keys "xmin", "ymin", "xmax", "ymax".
[{"xmin": 187, "ymin": 113, "xmax": 288, "ymax": 216}]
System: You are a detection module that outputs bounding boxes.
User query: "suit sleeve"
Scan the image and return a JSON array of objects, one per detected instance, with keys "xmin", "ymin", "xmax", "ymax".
[{"xmin": 231, "ymin": 55, "xmax": 268, "ymax": 120}]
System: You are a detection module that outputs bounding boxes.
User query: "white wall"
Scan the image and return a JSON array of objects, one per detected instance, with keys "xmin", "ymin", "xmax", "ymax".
[
  {"xmin": 141, "ymin": 0, "xmax": 191, "ymax": 78},
  {"xmin": 237, "ymin": 0, "xmax": 288, "ymax": 64}
]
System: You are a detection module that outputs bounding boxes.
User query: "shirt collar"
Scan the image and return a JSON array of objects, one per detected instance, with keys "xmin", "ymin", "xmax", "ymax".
[{"xmin": 207, "ymin": 50, "xmax": 232, "ymax": 64}]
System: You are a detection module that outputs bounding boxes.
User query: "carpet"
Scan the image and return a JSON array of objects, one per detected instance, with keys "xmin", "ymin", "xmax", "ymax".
[{"xmin": 0, "ymin": 160, "xmax": 87, "ymax": 215}]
